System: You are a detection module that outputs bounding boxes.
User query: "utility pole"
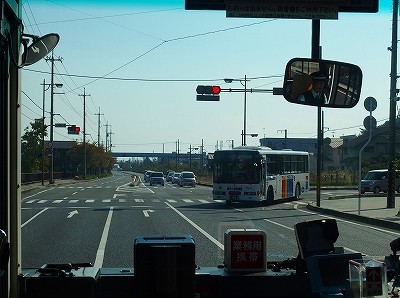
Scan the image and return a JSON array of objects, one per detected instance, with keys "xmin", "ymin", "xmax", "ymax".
[
  {"xmin": 104, "ymin": 122, "xmax": 110, "ymax": 152},
  {"xmin": 45, "ymin": 53, "xmax": 62, "ymax": 184},
  {"xmin": 79, "ymin": 88, "xmax": 90, "ymax": 180},
  {"xmin": 96, "ymin": 107, "xmax": 104, "ymax": 148},
  {"xmin": 388, "ymin": 0, "xmax": 398, "ymax": 209},
  {"xmin": 108, "ymin": 129, "xmax": 114, "ymax": 152}
]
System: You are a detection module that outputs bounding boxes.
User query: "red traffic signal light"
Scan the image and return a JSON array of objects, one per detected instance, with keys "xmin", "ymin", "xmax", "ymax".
[
  {"xmin": 67, "ymin": 125, "xmax": 80, "ymax": 135},
  {"xmin": 196, "ymin": 85, "xmax": 221, "ymax": 95}
]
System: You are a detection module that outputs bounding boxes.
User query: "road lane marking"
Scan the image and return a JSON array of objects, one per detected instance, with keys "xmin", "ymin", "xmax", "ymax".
[
  {"xmin": 293, "ymin": 203, "xmax": 400, "ymax": 236},
  {"xmin": 52, "ymin": 200, "xmax": 63, "ymax": 203},
  {"xmin": 67, "ymin": 210, "xmax": 79, "ymax": 218},
  {"xmin": 94, "ymin": 207, "xmax": 114, "ymax": 268},
  {"xmin": 165, "ymin": 202, "xmax": 224, "ymax": 250},
  {"xmin": 22, "ymin": 208, "xmax": 49, "ymax": 227},
  {"xmin": 143, "ymin": 209, "xmax": 154, "ymax": 217}
]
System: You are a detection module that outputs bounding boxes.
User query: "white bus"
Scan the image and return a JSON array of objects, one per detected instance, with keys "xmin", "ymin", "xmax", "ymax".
[{"xmin": 212, "ymin": 146, "xmax": 310, "ymax": 205}]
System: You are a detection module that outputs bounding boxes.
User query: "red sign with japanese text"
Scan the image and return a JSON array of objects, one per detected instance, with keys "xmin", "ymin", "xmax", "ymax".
[{"xmin": 230, "ymin": 234, "xmax": 265, "ymax": 269}]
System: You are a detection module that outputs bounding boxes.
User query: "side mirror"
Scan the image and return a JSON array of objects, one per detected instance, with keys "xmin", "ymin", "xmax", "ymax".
[{"xmin": 283, "ymin": 58, "xmax": 362, "ymax": 108}]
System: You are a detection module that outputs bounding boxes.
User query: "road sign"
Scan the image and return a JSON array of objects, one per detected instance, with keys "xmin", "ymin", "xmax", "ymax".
[
  {"xmin": 363, "ymin": 116, "xmax": 377, "ymax": 131},
  {"xmin": 185, "ymin": 0, "xmax": 378, "ymax": 13},
  {"xmin": 196, "ymin": 94, "xmax": 220, "ymax": 101},
  {"xmin": 226, "ymin": 1, "xmax": 338, "ymax": 19},
  {"xmin": 364, "ymin": 96, "xmax": 377, "ymax": 112}
]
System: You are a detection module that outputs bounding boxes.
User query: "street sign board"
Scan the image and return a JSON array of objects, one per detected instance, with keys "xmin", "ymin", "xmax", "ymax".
[
  {"xmin": 185, "ymin": 0, "xmax": 378, "ymax": 13},
  {"xmin": 226, "ymin": 2, "xmax": 338, "ymax": 19},
  {"xmin": 197, "ymin": 94, "xmax": 220, "ymax": 101},
  {"xmin": 364, "ymin": 96, "xmax": 377, "ymax": 112}
]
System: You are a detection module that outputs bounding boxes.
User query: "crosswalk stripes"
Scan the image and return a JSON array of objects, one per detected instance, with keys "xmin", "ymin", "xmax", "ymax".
[{"xmin": 24, "ymin": 198, "xmax": 212, "ymax": 205}]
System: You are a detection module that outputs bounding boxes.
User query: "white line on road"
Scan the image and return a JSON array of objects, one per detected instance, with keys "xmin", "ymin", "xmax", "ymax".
[
  {"xmin": 143, "ymin": 209, "xmax": 154, "ymax": 217},
  {"xmin": 22, "ymin": 208, "xmax": 49, "ymax": 227},
  {"xmin": 67, "ymin": 210, "xmax": 79, "ymax": 218},
  {"xmin": 165, "ymin": 202, "xmax": 224, "ymax": 250},
  {"xmin": 94, "ymin": 207, "xmax": 114, "ymax": 268},
  {"xmin": 293, "ymin": 203, "xmax": 400, "ymax": 236}
]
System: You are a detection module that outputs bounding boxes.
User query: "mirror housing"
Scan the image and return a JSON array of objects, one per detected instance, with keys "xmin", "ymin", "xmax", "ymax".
[{"xmin": 283, "ymin": 58, "xmax": 362, "ymax": 108}]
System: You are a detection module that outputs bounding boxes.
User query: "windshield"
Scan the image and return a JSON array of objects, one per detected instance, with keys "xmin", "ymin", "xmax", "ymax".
[
  {"xmin": 213, "ymin": 151, "xmax": 260, "ymax": 184},
  {"xmin": 152, "ymin": 172, "xmax": 164, "ymax": 177},
  {"xmin": 364, "ymin": 171, "xmax": 386, "ymax": 180},
  {"xmin": 14, "ymin": 0, "xmax": 390, "ymax": 287},
  {"xmin": 182, "ymin": 172, "xmax": 195, "ymax": 178}
]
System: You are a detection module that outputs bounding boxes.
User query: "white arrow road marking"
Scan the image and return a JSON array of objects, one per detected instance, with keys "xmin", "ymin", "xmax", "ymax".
[
  {"xmin": 67, "ymin": 210, "xmax": 79, "ymax": 218},
  {"xmin": 113, "ymin": 193, "xmax": 127, "ymax": 199},
  {"xmin": 143, "ymin": 209, "xmax": 154, "ymax": 217}
]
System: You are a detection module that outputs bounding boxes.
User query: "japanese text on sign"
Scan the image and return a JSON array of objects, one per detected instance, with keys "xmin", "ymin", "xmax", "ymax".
[
  {"xmin": 227, "ymin": 3, "xmax": 338, "ymax": 19},
  {"xmin": 230, "ymin": 234, "xmax": 265, "ymax": 269}
]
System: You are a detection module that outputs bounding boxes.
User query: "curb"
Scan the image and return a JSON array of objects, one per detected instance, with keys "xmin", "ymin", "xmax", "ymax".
[{"xmin": 306, "ymin": 203, "xmax": 400, "ymax": 231}]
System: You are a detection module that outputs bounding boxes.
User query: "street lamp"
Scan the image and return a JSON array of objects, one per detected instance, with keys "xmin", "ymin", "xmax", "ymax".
[
  {"xmin": 241, "ymin": 131, "xmax": 258, "ymax": 146},
  {"xmin": 40, "ymin": 79, "xmax": 62, "ymax": 185},
  {"xmin": 188, "ymin": 145, "xmax": 199, "ymax": 170},
  {"xmin": 277, "ymin": 129, "xmax": 288, "ymax": 149},
  {"xmin": 224, "ymin": 75, "xmax": 250, "ymax": 146}
]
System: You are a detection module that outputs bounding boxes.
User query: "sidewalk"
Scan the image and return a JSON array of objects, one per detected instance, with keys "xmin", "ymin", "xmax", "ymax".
[
  {"xmin": 306, "ymin": 195, "xmax": 400, "ymax": 230},
  {"xmin": 21, "ymin": 179, "xmax": 79, "ymax": 194}
]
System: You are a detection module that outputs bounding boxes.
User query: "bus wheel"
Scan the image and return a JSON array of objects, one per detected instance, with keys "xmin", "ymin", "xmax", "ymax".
[
  {"xmin": 266, "ymin": 187, "xmax": 274, "ymax": 205},
  {"xmin": 294, "ymin": 183, "xmax": 301, "ymax": 200}
]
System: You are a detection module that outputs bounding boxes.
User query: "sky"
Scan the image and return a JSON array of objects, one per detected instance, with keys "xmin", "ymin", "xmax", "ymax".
[{"xmin": 21, "ymin": 0, "xmax": 393, "ymax": 155}]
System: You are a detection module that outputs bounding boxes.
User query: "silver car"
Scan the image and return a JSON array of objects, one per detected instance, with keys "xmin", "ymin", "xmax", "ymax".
[
  {"xmin": 178, "ymin": 171, "xmax": 196, "ymax": 187},
  {"xmin": 149, "ymin": 171, "xmax": 164, "ymax": 186},
  {"xmin": 171, "ymin": 172, "xmax": 181, "ymax": 184}
]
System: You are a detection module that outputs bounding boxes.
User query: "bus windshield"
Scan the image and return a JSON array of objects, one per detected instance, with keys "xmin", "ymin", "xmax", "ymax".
[{"xmin": 213, "ymin": 151, "xmax": 261, "ymax": 184}]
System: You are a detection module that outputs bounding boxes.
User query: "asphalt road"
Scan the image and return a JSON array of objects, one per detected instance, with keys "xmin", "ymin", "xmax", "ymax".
[{"xmin": 21, "ymin": 172, "xmax": 399, "ymax": 270}]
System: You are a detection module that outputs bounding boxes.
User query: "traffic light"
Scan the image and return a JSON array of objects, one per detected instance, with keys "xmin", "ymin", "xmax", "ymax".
[
  {"xmin": 196, "ymin": 85, "xmax": 221, "ymax": 101},
  {"xmin": 196, "ymin": 85, "xmax": 221, "ymax": 95},
  {"xmin": 67, "ymin": 125, "xmax": 80, "ymax": 135}
]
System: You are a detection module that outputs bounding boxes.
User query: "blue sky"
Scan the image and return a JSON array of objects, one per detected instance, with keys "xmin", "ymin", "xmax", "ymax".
[{"xmin": 21, "ymin": 1, "xmax": 393, "ymax": 154}]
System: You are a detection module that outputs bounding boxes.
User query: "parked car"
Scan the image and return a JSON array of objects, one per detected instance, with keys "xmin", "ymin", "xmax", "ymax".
[
  {"xmin": 171, "ymin": 172, "xmax": 181, "ymax": 184},
  {"xmin": 149, "ymin": 171, "xmax": 164, "ymax": 186},
  {"xmin": 360, "ymin": 169, "xmax": 400, "ymax": 194},
  {"xmin": 178, "ymin": 171, "xmax": 196, "ymax": 187},
  {"xmin": 166, "ymin": 171, "xmax": 175, "ymax": 182}
]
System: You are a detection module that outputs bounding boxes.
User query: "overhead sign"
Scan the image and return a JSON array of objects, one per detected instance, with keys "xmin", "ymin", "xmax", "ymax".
[
  {"xmin": 185, "ymin": 0, "xmax": 378, "ymax": 14},
  {"xmin": 226, "ymin": 1, "xmax": 338, "ymax": 19}
]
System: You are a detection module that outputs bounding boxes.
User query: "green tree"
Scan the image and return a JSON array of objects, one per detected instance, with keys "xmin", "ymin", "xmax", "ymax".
[
  {"xmin": 21, "ymin": 119, "xmax": 48, "ymax": 173},
  {"xmin": 71, "ymin": 142, "xmax": 114, "ymax": 177}
]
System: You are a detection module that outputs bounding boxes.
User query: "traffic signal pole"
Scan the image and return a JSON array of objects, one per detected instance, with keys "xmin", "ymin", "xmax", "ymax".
[
  {"xmin": 45, "ymin": 53, "xmax": 62, "ymax": 184},
  {"xmin": 311, "ymin": 20, "xmax": 322, "ymax": 208}
]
